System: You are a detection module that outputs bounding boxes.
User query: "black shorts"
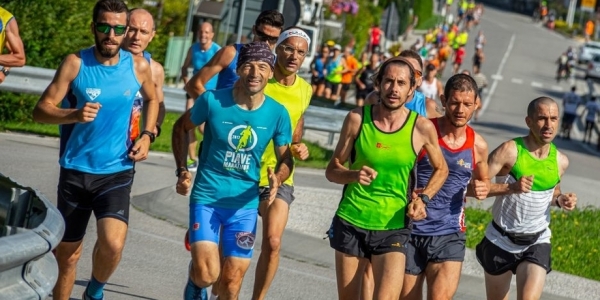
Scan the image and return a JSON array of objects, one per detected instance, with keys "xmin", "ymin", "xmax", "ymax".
[
  {"xmin": 311, "ymin": 76, "xmax": 324, "ymax": 86},
  {"xmin": 259, "ymin": 184, "xmax": 295, "ymax": 205},
  {"xmin": 325, "ymin": 80, "xmax": 340, "ymax": 94},
  {"xmin": 585, "ymin": 120, "xmax": 596, "ymax": 131},
  {"xmin": 356, "ymin": 88, "xmax": 374, "ymax": 100},
  {"xmin": 57, "ymin": 167, "xmax": 135, "ymax": 242},
  {"xmin": 562, "ymin": 113, "xmax": 576, "ymax": 126},
  {"xmin": 475, "ymin": 237, "xmax": 552, "ymax": 276},
  {"xmin": 328, "ymin": 215, "xmax": 410, "ymax": 259},
  {"xmin": 405, "ymin": 232, "xmax": 466, "ymax": 275},
  {"xmin": 341, "ymin": 83, "xmax": 352, "ymax": 91}
]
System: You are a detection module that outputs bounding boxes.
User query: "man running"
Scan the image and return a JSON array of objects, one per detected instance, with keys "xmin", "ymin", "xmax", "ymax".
[
  {"xmin": 122, "ymin": 8, "xmax": 166, "ymax": 142},
  {"xmin": 325, "ymin": 57, "xmax": 449, "ymax": 300},
  {"xmin": 476, "ymin": 97, "xmax": 577, "ymax": 300},
  {"xmin": 559, "ymin": 86, "xmax": 581, "ymax": 140},
  {"xmin": 172, "ymin": 41, "xmax": 294, "ymax": 300},
  {"xmin": 401, "ymin": 74, "xmax": 491, "ymax": 300},
  {"xmin": 181, "ymin": 22, "xmax": 221, "ymax": 170},
  {"xmin": 252, "ymin": 27, "xmax": 312, "ymax": 300},
  {"xmin": 0, "ymin": 5, "xmax": 25, "ymax": 84},
  {"xmin": 32, "ymin": 1, "xmax": 159, "ymax": 299}
]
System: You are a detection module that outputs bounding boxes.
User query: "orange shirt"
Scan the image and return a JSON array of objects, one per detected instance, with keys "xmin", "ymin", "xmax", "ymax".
[
  {"xmin": 342, "ymin": 55, "xmax": 359, "ymax": 84},
  {"xmin": 586, "ymin": 21, "xmax": 594, "ymax": 36}
]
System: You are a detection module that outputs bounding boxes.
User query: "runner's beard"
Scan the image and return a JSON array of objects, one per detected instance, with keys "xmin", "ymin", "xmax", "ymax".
[{"xmin": 95, "ymin": 35, "xmax": 121, "ymax": 58}]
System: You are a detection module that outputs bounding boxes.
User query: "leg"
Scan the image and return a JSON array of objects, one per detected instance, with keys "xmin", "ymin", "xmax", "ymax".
[
  {"xmin": 186, "ymin": 96, "xmax": 198, "ymax": 162},
  {"xmin": 370, "ymin": 252, "xmax": 406, "ymax": 300},
  {"xmin": 475, "ymin": 237, "xmax": 518, "ymax": 300},
  {"xmin": 91, "ymin": 217, "xmax": 128, "ymax": 281},
  {"xmin": 218, "ymin": 257, "xmax": 252, "ymax": 300},
  {"xmin": 53, "ymin": 241, "xmax": 84, "ymax": 300},
  {"xmin": 361, "ymin": 262, "xmax": 374, "ymax": 300},
  {"xmin": 401, "ymin": 274, "xmax": 424, "ymax": 300},
  {"xmin": 252, "ymin": 197, "xmax": 291, "ymax": 300},
  {"xmin": 515, "ymin": 261, "xmax": 547, "ymax": 300},
  {"xmin": 424, "ymin": 261, "xmax": 463, "ymax": 300},
  {"xmin": 484, "ymin": 271, "xmax": 512, "ymax": 300},
  {"xmin": 335, "ymin": 251, "xmax": 369, "ymax": 300}
]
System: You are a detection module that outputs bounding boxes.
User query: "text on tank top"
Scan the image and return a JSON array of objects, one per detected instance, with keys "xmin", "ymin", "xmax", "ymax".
[
  {"xmin": 129, "ymin": 51, "xmax": 152, "ymax": 141},
  {"xmin": 336, "ymin": 105, "xmax": 418, "ymax": 230}
]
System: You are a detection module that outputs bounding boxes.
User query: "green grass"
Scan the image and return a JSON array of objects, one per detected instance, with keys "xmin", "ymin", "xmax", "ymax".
[
  {"xmin": 416, "ymin": 14, "xmax": 444, "ymax": 30},
  {"xmin": 464, "ymin": 207, "xmax": 600, "ymax": 281}
]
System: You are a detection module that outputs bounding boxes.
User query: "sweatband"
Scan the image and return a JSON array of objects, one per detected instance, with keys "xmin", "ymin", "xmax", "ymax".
[
  {"xmin": 275, "ymin": 28, "xmax": 311, "ymax": 47},
  {"xmin": 237, "ymin": 41, "xmax": 276, "ymax": 70}
]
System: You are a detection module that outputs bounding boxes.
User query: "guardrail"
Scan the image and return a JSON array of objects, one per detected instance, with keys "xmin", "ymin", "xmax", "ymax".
[
  {"xmin": 0, "ymin": 174, "xmax": 65, "ymax": 300},
  {"xmin": 1, "ymin": 66, "xmax": 346, "ymax": 145}
]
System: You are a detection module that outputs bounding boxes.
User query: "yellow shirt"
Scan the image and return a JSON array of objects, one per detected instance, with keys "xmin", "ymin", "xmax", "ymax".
[
  {"xmin": 0, "ymin": 6, "xmax": 14, "ymax": 53},
  {"xmin": 261, "ymin": 75, "xmax": 312, "ymax": 186}
]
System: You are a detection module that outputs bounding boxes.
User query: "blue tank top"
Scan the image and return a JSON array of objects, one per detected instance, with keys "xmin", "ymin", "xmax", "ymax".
[
  {"xmin": 413, "ymin": 119, "xmax": 475, "ymax": 235},
  {"xmin": 192, "ymin": 42, "xmax": 220, "ymax": 90},
  {"xmin": 405, "ymin": 90, "xmax": 427, "ymax": 117},
  {"xmin": 314, "ymin": 56, "xmax": 326, "ymax": 78},
  {"xmin": 216, "ymin": 43, "xmax": 242, "ymax": 89},
  {"xmin": 59, "ymin": 47, "xmax": 141, "ymax": 174},
  {"xmin": 188, "ymin": 88, "xmax": 292, "ymax": 209}
]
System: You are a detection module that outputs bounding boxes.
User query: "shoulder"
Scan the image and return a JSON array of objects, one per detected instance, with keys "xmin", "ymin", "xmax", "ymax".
[
  {"xmin": 150, "ymin": 58, "xmax": 165, "ymax": 75},
  {"xmin": 491, "ymin": 139, "xmax": 517, "ymax": 160},
  {"xmin": 133, "ymin": 54, "xmax": 151, "ymax": 71},
  {"xmin": 346, "ymin": 107, "xmax": 364, "ymax": 126},
  {"xmin": 415, "ymin": 114, "xmax": 435, "ymax": 132},
  {"xmin": 472, "ymin": 129, "xmax": 489, "ymax": 152},
  {"xmin": 63, "ymin": 52, "xmax": 82, "ymax": 68},
  {"xmin": 556, "ymin": 149, "xmax": 569, "ymax": 175}
]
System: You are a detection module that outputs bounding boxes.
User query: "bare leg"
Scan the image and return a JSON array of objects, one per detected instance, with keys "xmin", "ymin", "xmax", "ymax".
[
  {"xmin": 361, "ymin": 262, "xmax": 374, "ymax": 300},
  {"xmin": 515, "ymin": 261, "xmax": 547, "ymax": 300},
  {"xmin": 371, "ymin": 252, "xmax": 406, "ymax": 300},
  {"xmin": 52, "ymin": 240, "xmax": 84, "ymax": 300},
  {"xmin": 335, "ymin": 251, "xmax": 368, "ymax": 300},
  {"xmin": 425, "ymin": 261, "xmax": 463, "ymax": 300},
  {"xmin": 91, "ymin": 218, "xmax": 128, "ymax": 283},
  {"xmin": 400, "ymin": 273, "xmax": 425, "ymax": 300},
  {"xmin": 218, "ymin": 257, "xmax": 252, "ymax": 300},
  {"xmin": 483, "ymin": 271, "xmax": 512, "ymax": 300}
]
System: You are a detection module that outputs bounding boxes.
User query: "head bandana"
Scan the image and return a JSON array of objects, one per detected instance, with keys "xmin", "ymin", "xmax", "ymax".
[
  {"xmin": 275, "ymin": 28, "xmax": 311, "ymax": 48},
  {"xmin": 237, "ymin": 41, "xmax": 276, "ymax": 70}
]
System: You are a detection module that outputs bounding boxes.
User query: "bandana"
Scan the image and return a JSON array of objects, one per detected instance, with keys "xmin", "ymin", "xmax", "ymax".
[
  {"xmin": 275, "ymin": 28, "xmax": 311, "ymax": 47},
  {"xmin": 237, "ymin": 41, "xmax": 276, "ymax": 70}
]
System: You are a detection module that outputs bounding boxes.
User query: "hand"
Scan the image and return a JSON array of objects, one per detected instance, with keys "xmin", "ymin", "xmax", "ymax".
[
  {"xmin": 356, "ymin": 166, "xmax": 377, "ymax": 185},
  {"xmin": 0, "ymin": 72, "xmax": 5, "ymax": 84},
  {"xmin": 470, "ymin": 179, "xmax": 489, "ymax": 200},
  {"xmin": 267, "ymin": 167, "xmax": 280, "ymax": 204},
  {"xmin": 558, "ymin": 193, "xmax": 577, "ymax": 211},
  {"xmin": 77, "ymin": 102, "xmax": 101, "ymax": 123},
  {"xmin": 291, "ymin": 143, "xmax": 310, "ymax": 161},
  {"xmin": 407, "ymin": 196, "xmax": 427, "ymax": 221},
  {"xmin": 176, "ymin": 171, "xmax": 192, "ymax": 196},
  {"xmin": 128, "ymin": 135, "xmax": 151, "ymax": 162},
  {"xmin": 358, "ymin": 83, "xmax": 366, "ymax": 90},
  {"xmin": 510, "ymin": 175, "xmax": 534, "ymax": 193}
]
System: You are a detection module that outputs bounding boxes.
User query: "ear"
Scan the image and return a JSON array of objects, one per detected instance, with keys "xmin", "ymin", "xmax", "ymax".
[
  {"xmin": 149, "ymin": 30, "xmax": 156, "ymax": 42},
  {"xmin": 440, "ymin": 93, "xmax": 446, "ymax": 105},
  {"xmin": 268, "ymin": 69, "xmax": 274, "ymax": 80}
]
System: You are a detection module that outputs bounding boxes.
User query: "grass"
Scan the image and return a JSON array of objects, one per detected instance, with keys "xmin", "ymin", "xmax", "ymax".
[
  {"xmin": 416, "ymin": 14, "xmax": 444, "ymax": 30},
  {"xmin": 464, "ymin": 206, "xmax": 600, "ymax": 281}
]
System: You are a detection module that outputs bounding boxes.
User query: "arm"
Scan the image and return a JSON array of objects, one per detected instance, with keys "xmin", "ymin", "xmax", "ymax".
[
  {"xmin": 466, "ymin": 132, "xmax": 491, "ymax": 199},
  {"xmin": 487, "ymin": 140, "xmax": 520, "ymax": 197},
  {"xmin": 185, "ymin": 45, "xmax": 236, "ymax": 99},
  {"xmin": 32, "ymin": 54, "xmax": 89, "ymax": 124},
  {"xmin": 414, "ymin": 117, "xmax": 449, "ymax": 200},
  {"xmin": 172, "ymin": 109, "xmax": 198, "ymax": 196},
  {"xmin": 150, "ymin": 60, "xmax": 166, "ymax": 128},
  {"xmin": 180, "ymin": 48, "xmax": 193, "ymax": 85},
  {"xmin": 325, "ymin": 108, "xmax": 366, "ymax": 184},
  {"xmin": 354, "ymin": 67, "xmax": 366, "ymax": 89},
  {"xmin": 291, "ymin": 116, "xmax": 309, "ymax": 161},
  {"xmin": 426, "ymin": 97, "xmax": 444, "ymax": 118},
  {"xmin": 552, "ymin": 151, "xmax": 577, "ymax": 210},
  {"xmin": 0, "ymin": 18, "xmax": 26, "ymax": 67},
  {"xmin": 272, "ymin": 144, "xmax": 294, "ymax": 187},
  {"xmin": 131, "ymin": 56, "xmax": 159, "ymax": 161}
]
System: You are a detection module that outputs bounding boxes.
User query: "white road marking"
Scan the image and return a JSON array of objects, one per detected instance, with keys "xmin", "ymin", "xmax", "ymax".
[
  {"xmin": 551, "ymin": 85, "xmax": 564, "ymax": 92},
  {"xmin": 531, "ymin": 81, "xmax": 543, "ymax": 88},
  {"xmin": 511, "ymin": 78, "xmax": 523, "ymax": 84},
  {"xmin": 491, "ymin": 74, "xmax": 504, "ymax": 80},
  {"xmin": 481, "ymin": 34, "xmax": 516, "ymax": 116}
]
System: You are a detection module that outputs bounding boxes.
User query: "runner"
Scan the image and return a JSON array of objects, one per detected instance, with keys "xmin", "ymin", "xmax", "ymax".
[
  {"xmin": 32, "ymin": 1, "xmax": 159, "ymax": 299},
  {"xmin": 181, "ymin": 22, "xmax": 221, "ymax": 171},
  {"xmin": 172, "ymin": 41, "xmax": 294, "ymax": 300},
  {"xmin": 122, "ymin": 8, "xmax": 166, "ymax": 142},
  {"xmin": 401, "ymin": 74, "xmax": 490, "ymax": 300},
  {"xmin": 0, "ymin": 5, "xmax": 25, "ymax": 84},
  {"xmin": 325, "ymin": 57, "xmax": 449, "ymax": 300},
  {"xmin": 583, "ymin": 96, "xmax": 600, "ymax": 144},
  {"xmin": 476, "ymin": 97, "xmax": 577, "ymax": 300},
  {"xmin": 559, "ymin": 86, "xmax": 581, "ymax": 140},
  {"xmin": 472, "ymin": 45, "xmax": 484, "ymax": 74},
  {"xmin": 472, "ymin": 66, "xmax": 489, "ymax": 122},
  {"xmin": 419, "ymin": 63, "xmax": 443, "ymax": 100},
  {"xmin": 452, "ymin": 45, "xmax": 466, "ymax": 75},
  {"xmin": 252, "ymin": 27, "xmax": 313, "ymax": 300},
  {"xmin": 355, "ymin": 53, "xmax": 378, "ymax": 107}
]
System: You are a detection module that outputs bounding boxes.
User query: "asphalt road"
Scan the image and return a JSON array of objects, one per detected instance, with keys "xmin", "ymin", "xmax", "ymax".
[{"xmin": 2, "ymin": 4, "xmax": 600, "ymax": 300}]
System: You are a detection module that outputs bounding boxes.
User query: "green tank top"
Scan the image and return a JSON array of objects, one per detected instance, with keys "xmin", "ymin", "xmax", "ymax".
[
  {"xmin": 510, "ymin": 137, "xmax": 560, "ymax": 191},
  {"xmin": 336, "ymin": 105, "xmax": 419, "ymax": 230}
]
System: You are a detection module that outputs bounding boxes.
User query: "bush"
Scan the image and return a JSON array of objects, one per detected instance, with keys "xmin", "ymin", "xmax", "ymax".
[
  {"xmin": 413, "ymin": 0, "xmax": 434, "ymax": 29},
  {"xmin": 0, "ymin": 93, "xmax": 38, "ymax": 122}
]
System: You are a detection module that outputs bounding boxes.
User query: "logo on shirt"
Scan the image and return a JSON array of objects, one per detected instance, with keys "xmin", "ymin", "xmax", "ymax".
[
  {"xmin": 457, "ymin": 158, "xmax": 472, "ymax": 169},
  {"xmin": 124, "ymin": 89, "xmax": 132, "ymax": 97},
  {"xmin": 86, "ymin": 88, "xmax": 101, "ymax": 101},
  {"xmin": 376, "ymin": 142, "xmax": 390, "ymax": 150},
  {"xmin": 223, "ymin": 124, "xmax": 258, "ymax": 172}
]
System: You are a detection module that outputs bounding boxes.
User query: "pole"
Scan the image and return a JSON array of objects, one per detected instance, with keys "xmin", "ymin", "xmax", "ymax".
[
  {"xmin": 223, "ymin": 0, "xmax": 235, "ymax": 45},
  {"xmin": 176, "ymin": 0, "xmax": 197, "ymax": 84},
  {"xmin": 278, "ymin": 0, "xmax": 285, "ymax": 13},
  {"xmin": 236, "ymin": 0, "xmax": 248, "ymax": 44},
  {"xmin": 566, "ymin": 0, "xmax": 576, "ymax": 28}
]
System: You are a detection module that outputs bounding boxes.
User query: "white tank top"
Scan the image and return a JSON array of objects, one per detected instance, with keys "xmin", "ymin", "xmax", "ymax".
[{"xmin": 419, "ymin": 78, "xmax": 438, "ymax": 100}]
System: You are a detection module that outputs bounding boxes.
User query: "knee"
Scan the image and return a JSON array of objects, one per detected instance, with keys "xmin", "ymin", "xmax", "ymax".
[
  {"xmin": 190, "ymin": 258, "xmax": 220, "ymax": 286},
  {"xmin": 263, "ymin": 235, "xmax": 282, "ymax": 255},
  {"xmin": 55, "ymin": 243, "xmax": 83, "ymax": 268},
  {"xmin": 98, "ymin": 237, "xmax": 126, "ymax": 258}
]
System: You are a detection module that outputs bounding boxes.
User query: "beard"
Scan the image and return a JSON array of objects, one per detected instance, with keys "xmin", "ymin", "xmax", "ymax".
[{"xmin": 94, "ymin": 34, "xmax": 121, "ymax": 58}]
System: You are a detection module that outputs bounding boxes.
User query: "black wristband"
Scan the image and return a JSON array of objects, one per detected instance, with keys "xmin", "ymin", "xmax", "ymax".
[
  {"xmin": 155, "ymin": 123, "xmax": 162, "ymax": 137},
  {"xmin": 555, "ymin": 194, "xmax": 562, "ymax": 208},
  {"xmin": 141, "ymin": 130, "xmax": 156, "ymax": 143}
]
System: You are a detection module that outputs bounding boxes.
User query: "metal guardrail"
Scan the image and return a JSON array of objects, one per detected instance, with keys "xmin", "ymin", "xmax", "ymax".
[
  {"xmin": 1, "ymin": 66, "xmax": 346, "ymax": 145},
  {"xmin": 0, "ymin": 174, "xmax": 65, "ymax": 300}
]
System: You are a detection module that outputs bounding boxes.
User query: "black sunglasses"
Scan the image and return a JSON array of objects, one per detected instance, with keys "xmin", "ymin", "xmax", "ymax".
[
  {"xmin": 255, "ymin": 28, "xmax": 278, "ymax": 44},
  {"xmin": 95, "ymin": 22, "xmax": 127, "ymax": 36}
]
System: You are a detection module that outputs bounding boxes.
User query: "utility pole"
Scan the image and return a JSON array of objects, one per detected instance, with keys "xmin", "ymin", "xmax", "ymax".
[{"xmin": 566, "ymin": 0, "xmax": 576, "ymax": 28}]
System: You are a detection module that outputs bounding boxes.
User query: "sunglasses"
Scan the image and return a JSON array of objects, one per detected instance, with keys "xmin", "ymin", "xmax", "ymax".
[
  {"xmin": 95, "ymin": 22, "xmax": 127, "ymax": 36},
  {"xmin": 255, "ymin": 28, "xmax": 279, "ymax": 44}
]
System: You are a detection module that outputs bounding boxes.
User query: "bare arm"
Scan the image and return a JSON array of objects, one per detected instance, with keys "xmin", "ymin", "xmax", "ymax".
[
  {"xmin": 135, "ymin": 56, "xmax": 159, "ymax": 134},
  {"xmin": 414, "ymin": 116, "xmax": 449, "ymax": 199},
  {"xmin": 32, "ymin": 54, "xmax": 83, "ymax": 124},
  {"xmin": 150, "ymin": 59, "xmax": 166, "ymax": 127},
  {"xmin": 180, "ymin": 48, "xmax": 193, "ymax": 85},
  {"xmin": 426, "ymin": 98, "xmax": 444, "ymax": 118},
  {"xmin": 365, "ymin": 90, "xmax": 379, "ymax": 105},
  {"xmin": 487, "ymin": 140, "xmax": 519, "ymax": 197},
  {"xmin": 466, "ymin": 132, "xmax": 491, "ymax": 199},
  {"xmin": 325, "ymin": 108, "xmax": 363, "ymax": 184},
  {"xmin": 185, "ymin": 45, "xmax": 236, "ymax": 99},
  {"xmin": 273, "ymin": 144, "xmax": 294, "ymax": 185},
  {"xmin": 172, "ymin": 110, "xmax": 197, "ymax": 170},
  {"xmin": 0, "ymin": 18, "xmax": 25, "ymax": 67}
]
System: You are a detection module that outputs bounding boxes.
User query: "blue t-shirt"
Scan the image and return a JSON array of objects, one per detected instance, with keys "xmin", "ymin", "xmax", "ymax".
[
  {"xmin": 406, "ymin": 90, "xmax": 427, "ymax": 117},
  {"xmin": 189, "ymin": 88, "xmax": 292, "ymax": 209},
  {"xmin": 191, "ymin": 42, "xmax": 221, "ymax": 90},
  {"xmin": 59, "ymin": 47, "xmax": 141, "ymax": 174},
  {"xmin": 216, "ymin": 43, "xmax": 242, "ymax": 89}
]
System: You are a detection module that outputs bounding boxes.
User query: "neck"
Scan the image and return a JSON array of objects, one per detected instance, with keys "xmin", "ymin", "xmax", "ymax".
[
  {"xmin": 233, "ymin": 83, "xmax": 265, "ymax": 110},
  {"xmin": 523, "ymin": 133, "xmax": 552, "ymax": 157},
  {"xmin": 274, "ymin": 66, "xmax": 296, "ymax": 86},
  {"xmin": 374, "ymin": 102, "xmax": 409, "ymax": 124},
  {"xmin": 438, "ymin": 116, "xmax": 466, "ymax": 140},
  {"xmin": 200, "ymin": 41, "xmax": 211, "ymax": 51},
  {"xmin": 93, "ymin": 47, "xmax": 120, "ymax": 66}
]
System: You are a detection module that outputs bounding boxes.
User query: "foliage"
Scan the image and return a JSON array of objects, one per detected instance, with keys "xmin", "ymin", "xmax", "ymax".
[
  {"xmin": 0, "ymin": 92, "xmax": 37, "ymax": 123},
  {"xmin": 413, "ymin": 0, "xmax": 433, "ymax": 29},
  {"xmin": 339, "ymin": 0, "xmax": 383, "ymax": 53}
]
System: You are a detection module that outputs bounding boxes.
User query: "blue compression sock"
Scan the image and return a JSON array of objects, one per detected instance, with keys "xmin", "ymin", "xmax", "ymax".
[
  {"xmin": 86, "ymin": 276, "xmax": 106, "ymax": 299},
  {"xmin": 184, "ymin": 277, "xmax": 207, "ymax": 300}
]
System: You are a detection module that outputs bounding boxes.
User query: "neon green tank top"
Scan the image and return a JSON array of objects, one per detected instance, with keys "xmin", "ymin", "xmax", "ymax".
[
  {"xmin": 510, "ymin": 137, "xmax": 560, "ymax": 191},
  {"xmin": 336, "ymin": 105, "xmax": 418, "ymax": 230}
]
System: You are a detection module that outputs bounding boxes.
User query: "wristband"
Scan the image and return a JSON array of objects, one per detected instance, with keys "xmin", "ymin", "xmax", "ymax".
[
  {"xmin": 555, "ymin": 194, "xmax": 562, "ymax": 208},
  {"xmin": 141, "ymin": 130, "xmax": 156, "ymax": 143}
]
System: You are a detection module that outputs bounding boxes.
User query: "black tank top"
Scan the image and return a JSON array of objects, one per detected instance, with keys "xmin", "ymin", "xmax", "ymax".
[{"xmin": 359, "ymin": 65, "xmax": 376, "ymax": 90}]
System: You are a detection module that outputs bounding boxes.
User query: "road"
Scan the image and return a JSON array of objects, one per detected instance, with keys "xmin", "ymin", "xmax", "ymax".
[{"xmin": 2, "ymin": 4, "xmax": 600, "ymax": 300}]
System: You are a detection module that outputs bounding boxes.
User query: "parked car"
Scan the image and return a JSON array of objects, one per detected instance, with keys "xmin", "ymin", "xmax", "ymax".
[
  {"xmin": 585, "ymin": 55, "xmax": 600, "ymax": 80},
  {"xmin": 579, "ymin": 41, "xmax": 600, "ymax": 64}
]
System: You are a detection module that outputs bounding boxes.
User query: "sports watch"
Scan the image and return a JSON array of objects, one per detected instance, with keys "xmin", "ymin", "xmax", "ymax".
[
  {"xmin": 176, "ymin": 167, "xmax": 188, "ymax": 178},
  {"xmin": 0, "ymin": 67, "xmax": 9, "ymax": 76},
  {"xmin": 418, "ymin": 193, "xmax": 430, "ymax": 206}
]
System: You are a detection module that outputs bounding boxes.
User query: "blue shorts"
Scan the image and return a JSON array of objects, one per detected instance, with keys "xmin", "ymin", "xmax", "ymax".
[{"xmin": 189, "ymin": 204, "xmax": 257, "ymax": 258}]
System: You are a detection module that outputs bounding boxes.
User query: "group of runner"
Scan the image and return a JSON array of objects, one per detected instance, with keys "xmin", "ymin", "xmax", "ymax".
[{"xmin": 25, "ymin": 1, "xmax": 580, "ymax": 300}]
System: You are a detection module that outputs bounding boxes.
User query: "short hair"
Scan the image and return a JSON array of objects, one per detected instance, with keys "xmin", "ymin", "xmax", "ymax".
[
  {"xmin": 94, "ymin": 0, "xmax": 129, "ymax": 23},
  {"xmin": 129, "ymin": 8, "xmax": 155, "ymax": 30},
  {"xmin": 399, "ymin": 49, "xmax": 423, "ymax": 70},
  {"xmin": 527, "ymin": 97, "xmax": 557, "ymax": 118},
  {"xmin": 571, "ymin": 86, "xmax": 576, "ymax": 92},
  {"xmin": 443, "ymin": 74, "xmax": 478, "ymax": 102},
  {"xmin": 374, "ymin": 57, "xmax": 416, "ymax": 88},
  {"xmin": 255, "ymin": 10, "xmax": 285, "ymax": 29}
]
